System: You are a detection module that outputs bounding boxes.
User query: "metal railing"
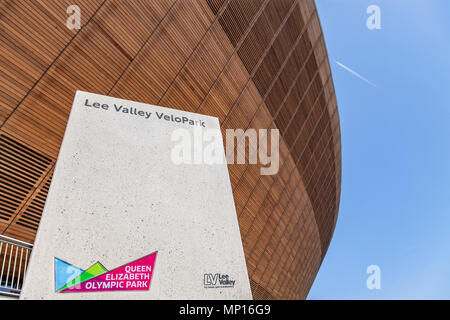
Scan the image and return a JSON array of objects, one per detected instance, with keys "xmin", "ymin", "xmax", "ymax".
[{"xmin": 0, "ymin": 235, "xmax": 33, "ymax": 297}]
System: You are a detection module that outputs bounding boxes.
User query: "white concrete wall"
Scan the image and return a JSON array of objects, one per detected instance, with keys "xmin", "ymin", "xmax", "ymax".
[{"xmin": 21, "ymin": 91, "xmax": 252, "ymax": 299}]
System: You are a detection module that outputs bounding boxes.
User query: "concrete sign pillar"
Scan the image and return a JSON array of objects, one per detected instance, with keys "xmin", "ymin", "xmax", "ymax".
[{"xmin": 20, "ymin": 91, "xmax": 252, "ymax": 299}]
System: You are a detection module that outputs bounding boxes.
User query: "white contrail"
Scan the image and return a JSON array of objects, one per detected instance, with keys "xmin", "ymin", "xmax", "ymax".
[{"xmin": 335, "ymin": 61, "xmax": 377, "ymax": 88}]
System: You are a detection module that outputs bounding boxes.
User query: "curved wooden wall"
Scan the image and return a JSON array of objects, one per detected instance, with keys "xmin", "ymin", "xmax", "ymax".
[{"xmin": 0, "ymin": 0, "xmax": 341, "ymax": 299}]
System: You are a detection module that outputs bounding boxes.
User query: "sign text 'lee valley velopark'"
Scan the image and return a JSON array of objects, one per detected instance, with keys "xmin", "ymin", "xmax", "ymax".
[{"xmin": 84, "ymin": 98, "xmax": 206, "ymax": 127}]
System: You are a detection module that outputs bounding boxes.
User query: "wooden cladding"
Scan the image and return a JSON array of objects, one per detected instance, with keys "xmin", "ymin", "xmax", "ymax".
[
  {"xmin": 210, "ymin": 0, "xmax": 338, "ymax": 257},
  {"xmin": 0, "ymin": 0, "xmax": 341, "ymax": 299},
  {"xmin": 0, "ymin": 132, "xmax": 53, "ymax": 242},
  {"xmin": 8, "ymin": 171, "xmax": 53, "ymax": 242}
]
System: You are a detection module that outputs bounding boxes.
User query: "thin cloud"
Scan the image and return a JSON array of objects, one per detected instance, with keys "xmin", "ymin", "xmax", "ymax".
[{"xmin": 335, "ymin": 61, "xmax": 377, "ymax": 88}]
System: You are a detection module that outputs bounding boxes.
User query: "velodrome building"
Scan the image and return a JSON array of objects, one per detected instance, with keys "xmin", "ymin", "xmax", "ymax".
[{"xmin": 0, "ymin": 0, "xmax": 341, "ymax": 299}]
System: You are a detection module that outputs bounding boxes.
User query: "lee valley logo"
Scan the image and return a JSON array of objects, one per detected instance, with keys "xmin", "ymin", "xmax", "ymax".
[
  {"xmin": 204, "ymin": 273, "xmax": 236, "ymax": 288},
  {"xmin": 54, "ymin": 252, "xmax": 157, "ymax": 293}
]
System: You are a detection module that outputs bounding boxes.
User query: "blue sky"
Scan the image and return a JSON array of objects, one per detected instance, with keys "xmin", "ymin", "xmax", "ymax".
[{"xmin": 308, "ymin": 0, "xmax": 450, "ymax": 299}]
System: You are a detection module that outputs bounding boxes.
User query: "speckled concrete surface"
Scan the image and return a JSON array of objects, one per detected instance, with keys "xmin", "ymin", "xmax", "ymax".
[{"xmin": 20, "ymin": 91, "xmax": 252, "ymax": 300}]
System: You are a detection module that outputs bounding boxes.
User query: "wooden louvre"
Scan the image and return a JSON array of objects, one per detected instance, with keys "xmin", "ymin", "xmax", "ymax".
[
  {"xmin": 0, "ymin": 0, "xmax": 341, "ymax": 299},
  {"xmin": 0, "ymin": 132, "xmax": 54, "ymax": 242}
]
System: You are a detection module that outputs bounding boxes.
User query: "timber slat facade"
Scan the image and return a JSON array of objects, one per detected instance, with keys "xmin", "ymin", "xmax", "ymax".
[{"xmin": 0, "ymin": 0, "xmax": 341, "ymax": 299}]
